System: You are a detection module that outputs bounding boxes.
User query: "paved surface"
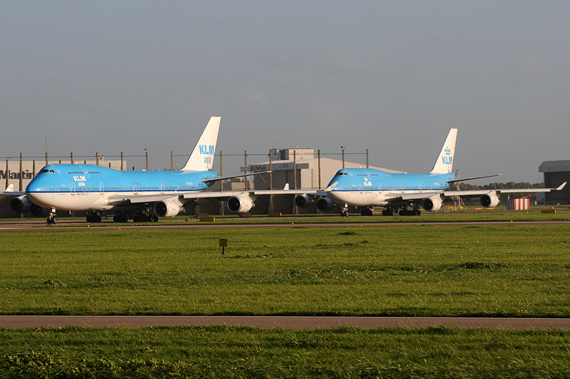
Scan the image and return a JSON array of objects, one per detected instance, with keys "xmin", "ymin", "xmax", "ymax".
[
  {"xmin": 1, "ymin": 316, "xmax": 570, "ymax": 329},
  {"xmin": 1, "ymin": 218, "xmax": 569, "ymax": 231}
]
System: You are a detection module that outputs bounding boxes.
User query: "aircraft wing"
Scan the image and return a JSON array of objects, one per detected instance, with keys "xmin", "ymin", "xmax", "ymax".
[
  {"xmin": 374, "ymin": 181, "xmax": 566, "ymax": 204},
  {"xmin": 384, "ymin": 191, "xmax": 445, "ymax": 201},
  {"xmin": 106, "ymin": 191, "xmax": 246, "ymax": 205},
  {"xmin": 443, "ymin": 182, "xmax": 566, "ymax": 197},
  {"xmin": 107, "ymin": 188, "xmax": 326, "ymax": 206},
  {"xmin": 253, "ymin": 189, "xmax": 325, "ymax": 196},
  {"xmin": 2, "ymin": 184, "xmax": 25, "ymax": 197}
]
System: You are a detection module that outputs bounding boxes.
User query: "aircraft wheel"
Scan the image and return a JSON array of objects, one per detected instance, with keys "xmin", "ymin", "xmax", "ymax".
[{"xmin": 152, "ymin": 215, "xmax": 158, "ymax": 222}]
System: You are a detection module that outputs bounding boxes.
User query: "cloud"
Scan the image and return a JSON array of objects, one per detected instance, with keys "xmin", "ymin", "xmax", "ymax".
[{"xmin": 317, "ymin": 52, "xmax": 398, "ymax": 77}]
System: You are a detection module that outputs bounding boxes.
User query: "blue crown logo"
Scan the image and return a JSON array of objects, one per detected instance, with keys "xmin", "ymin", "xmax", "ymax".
[{"xmin": 445, "ymin": 147, "xmax": 451, "ymax": 155}]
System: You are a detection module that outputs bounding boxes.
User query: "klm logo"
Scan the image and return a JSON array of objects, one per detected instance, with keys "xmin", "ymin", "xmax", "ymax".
[
  {"xmin": 199, "ymin": 145, "xmax": 215, "ymax": 155},
  {"xmin": 442, "ymin": 147, "xmax": 452, "ymax": 165}
]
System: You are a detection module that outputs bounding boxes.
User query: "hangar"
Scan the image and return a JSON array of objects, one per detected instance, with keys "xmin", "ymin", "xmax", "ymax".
[{"xmin": 539, "ymin": 160, "xmax": 570, "ymax": 205}]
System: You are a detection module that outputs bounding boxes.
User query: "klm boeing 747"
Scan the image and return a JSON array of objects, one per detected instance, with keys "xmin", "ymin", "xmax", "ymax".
[
  {"xmin": 4, "ymin": 117, "xmax": 277, "ymax": 224},
  {"xmin": 294, "ymin": 129, "xmax": 566, "ymax": 216}
]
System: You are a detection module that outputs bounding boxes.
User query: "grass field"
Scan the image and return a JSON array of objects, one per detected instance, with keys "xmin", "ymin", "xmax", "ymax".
[
  {"xmin": 2, "ymin": 223, "xmax": 570, "ymax": 316},
  {"xmin": 2, "ymin": 220, "xmax": 570, "ymax": 377},
  {"xmin": 2, "ymin": 326, "xmax": 570, "ymax": 378}
]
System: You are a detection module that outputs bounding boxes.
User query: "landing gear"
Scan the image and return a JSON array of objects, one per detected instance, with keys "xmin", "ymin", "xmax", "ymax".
[
  {"xmin": 133, "ymin": 212, "xmax": 159, "ymax": 222},
  {"xmin": 113, "ymin": 212, "xmax": 129, "ymax": 223},
  {"xmin": 86, "ymin": 212, "xmax": 102, "ymax": 223},
  {"xmin": 340, "ymin": 204, "xmax": 349, "ymax": 217},
  {"xmin": 398, "ymin": 208, "xmax": 421, "ymax": 216},
  {"xmin": 47, "ymin": 210, "xmax": 57, "ymax": 225},
  {"xmin": 381, "ymin": 207, "xmax": 394, "ymax": 216},
  {"xmin": 360, "ymin": 207, "xmax": 374, "ymax": 216}
]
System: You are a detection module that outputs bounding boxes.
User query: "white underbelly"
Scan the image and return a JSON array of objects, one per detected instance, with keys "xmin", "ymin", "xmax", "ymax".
[{"xmin": 328, "ymin": 190, "xmax": 386, "ymax": 206}]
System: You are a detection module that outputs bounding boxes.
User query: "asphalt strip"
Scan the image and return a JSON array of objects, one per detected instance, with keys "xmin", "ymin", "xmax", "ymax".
[{"xmin": 1, "ymin": 316, "xmax": 569, "ymax": 329}]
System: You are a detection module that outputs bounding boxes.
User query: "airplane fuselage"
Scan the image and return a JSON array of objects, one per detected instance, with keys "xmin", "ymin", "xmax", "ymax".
[
  {"xmin": 326, "ymin": 168, "xmax": 455, "ymax": 206},
  {"xmin": 26, "ymin": 164, "xmax": 218, "ymax": 211}
]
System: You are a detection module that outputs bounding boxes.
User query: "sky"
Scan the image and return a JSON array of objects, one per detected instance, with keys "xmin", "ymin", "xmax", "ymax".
[{"xmin": 2, "ymin": 1, "xmax": 569, "ymax": 184}]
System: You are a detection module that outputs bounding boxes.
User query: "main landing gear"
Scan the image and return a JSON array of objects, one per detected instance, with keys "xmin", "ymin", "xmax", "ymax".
[
  {"xmin": 132, "ymin": 212, "xmax": 158, "ymax": 223},
  {"xmin": 86, "ymin": 212, "xmax": 102, "ymax": 223},
  {"xmin": 340, "ymin": 203, "xmax": 349, "ymax": 217},
  {"xmin": 381, "ymin": 206, "xmax": 421, "ymax": 216},
  {"xmin": 113, "ymin": 212, "xmax": 129, "ymax": 223},
  {"xmin": 47, "ymin": 209, "xmax": 57, "ymax": 224}
]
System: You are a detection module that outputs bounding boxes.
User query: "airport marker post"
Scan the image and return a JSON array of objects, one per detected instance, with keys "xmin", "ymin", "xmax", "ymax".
[{"xmin": 219, "ymin": 239, "xmax": 228, "ymax": 255}]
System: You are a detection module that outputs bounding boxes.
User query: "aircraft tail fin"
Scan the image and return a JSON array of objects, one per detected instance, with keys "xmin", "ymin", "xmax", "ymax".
[
  {"xmin": 181, "ymin": 117, "xmax": 221, "ymax": 171},
  {"xmin": 430, "ymin": 128, "xmax": 457, "ymax": 174}
]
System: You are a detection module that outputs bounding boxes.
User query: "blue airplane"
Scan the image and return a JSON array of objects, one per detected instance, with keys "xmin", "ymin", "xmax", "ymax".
[
  {"xmin": 294, "ymin": 128, "xmax": 566, "ymax": 216},
  {"xmin": 5, "ymin": 117, "xmax": 276, "ymax": 224}
]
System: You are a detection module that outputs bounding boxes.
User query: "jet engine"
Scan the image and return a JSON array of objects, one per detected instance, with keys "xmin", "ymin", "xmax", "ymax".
[
  {"xmin": 29, "ymin": 203, "xmax": 46, "ymax": 217},
  {"xmin": 9, "ymin": 196, "xmax": 32, "ymax": 213},
  {"xmin": 316, "ymin": 197, "xmax": 335, "ymax": 212},
  {"xmin": 227, "ymin": 194, "xmax": 255, "ymax": 213},
  {"xmin": 480, "ymin": 192, "xmax": 500, "ymax": 207},
  {"xmin": 422, "ymin": 195, "xmax": 443, "ymax": 212},
  {"xmin": 154, "ymin": 200, "xmax": 182, "ymax": 217},
  {"xmin": 294, "ymin": 194, "xmax": 313, "ymax": 208}
]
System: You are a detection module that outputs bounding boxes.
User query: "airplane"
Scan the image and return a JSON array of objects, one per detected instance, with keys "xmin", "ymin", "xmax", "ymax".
[
  {"xmin": 4, "ymin": 117, "xmax": 284, "ymax": 224},
  {"xmin": 293, "ymin": 128, "xmax": 566, "ymax": 216}
]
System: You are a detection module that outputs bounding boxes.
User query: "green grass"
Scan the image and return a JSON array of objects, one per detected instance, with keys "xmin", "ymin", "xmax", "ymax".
[
  {"xmin": 2, "ymin": 224, "xmax": 570, "ymax": 316},
  {"xmin": 3, "ymin": 223, "xmax": 570, "ymax": 377},
  {"xmin": 1, "ymin": 326, "xmax": 570, "ymax": 378}
]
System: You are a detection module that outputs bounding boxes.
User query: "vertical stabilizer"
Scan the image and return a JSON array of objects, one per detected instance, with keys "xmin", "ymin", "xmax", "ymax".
[
  {"xmin": 430, "ymin": 128, "xmax": 457, "ymax": 174},
  {"xmin": 181, "ymin": 117, "xmax": 221, "ymax": 171}
]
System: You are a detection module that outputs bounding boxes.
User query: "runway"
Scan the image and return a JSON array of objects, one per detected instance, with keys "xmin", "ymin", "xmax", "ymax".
[
  {"xmin": 1, "ymin": 315, "xmax": 569, "ymax": 330},
  {"xmin": 1, "ymin": 218, "xmax": 569, "ymax": 231}
]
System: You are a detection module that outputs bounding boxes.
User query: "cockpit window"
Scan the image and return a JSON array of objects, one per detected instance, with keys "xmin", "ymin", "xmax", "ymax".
[
  {"xmin": 40, "ymin": 169, "xmax": 55, "ymax": 174},
  {"xmin": 335, "ymin": 171, "xmax": 348, "ymax": 176}
]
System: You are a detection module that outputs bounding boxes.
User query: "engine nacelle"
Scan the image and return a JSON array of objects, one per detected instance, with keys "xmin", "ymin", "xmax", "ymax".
[
  {"xmin": 422, "ymin": 195, "xmax": 443, "ymax": 212},
  {"xmin": 9, "ymin": 196, "xmax": 32, "ymax": 213},
  {"xmin": 294, "ymin": 194, "xmax": 313, "ymax": 208},
  {"xmin": 154, "ymin": 200, "xmax": 182, "ymax": 217},
  {"xmin": 316, "ymin": 197, "xmax": 335, "ymax": 212},
  {"xmin": 480, "ymin": 192, "xmax": 500, "ymax": 208},
  {"xmin": 29, "ymin": 203, "xmax": 46, "ymax": 217},
  {"xmin": 227, "ymin": 194, "xmax": 255, "ymax": 213}
]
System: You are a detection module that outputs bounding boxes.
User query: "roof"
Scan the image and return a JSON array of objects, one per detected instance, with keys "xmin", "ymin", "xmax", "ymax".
[{"xmin": 539, "ymin": 160, "xmax": 570, "ymax": 173}]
